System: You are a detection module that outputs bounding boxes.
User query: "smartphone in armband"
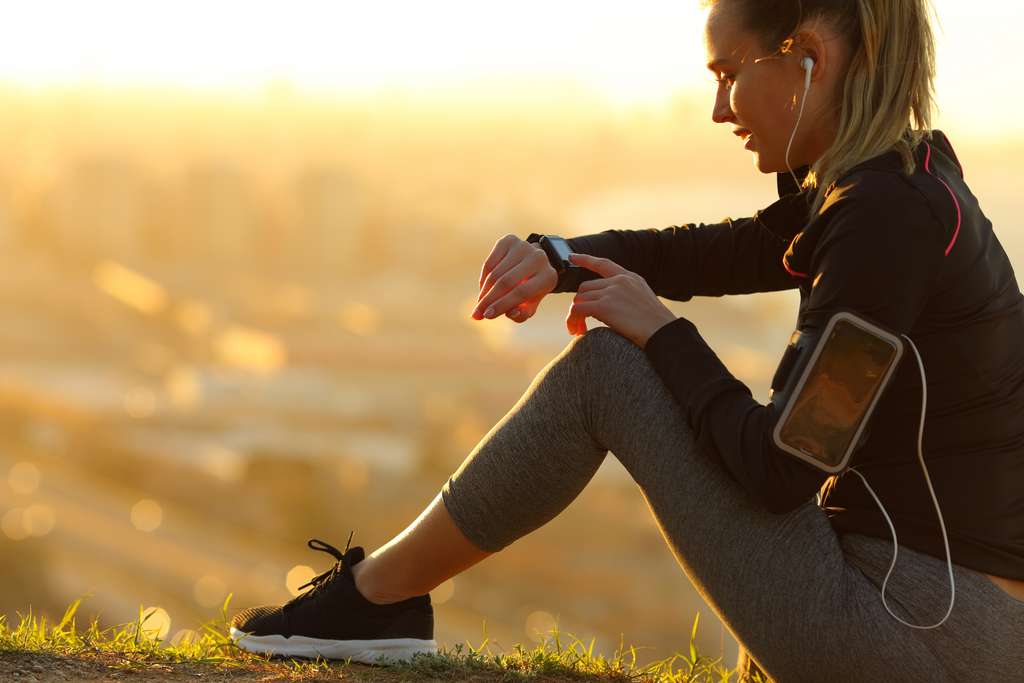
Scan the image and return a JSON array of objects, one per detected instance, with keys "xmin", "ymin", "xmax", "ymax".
[{"xmin": 769, "ymin": 310, "xmax": 905, "ymax": 473}]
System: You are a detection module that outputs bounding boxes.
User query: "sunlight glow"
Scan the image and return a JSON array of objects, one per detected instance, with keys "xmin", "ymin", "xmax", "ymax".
[
  {"xmin": 0, "ymin": 1, "xmax": 1013, "ymax": 132},
  {"xmin": 0, "ymin": 1, "xmax": 706, "ymax": 104}
]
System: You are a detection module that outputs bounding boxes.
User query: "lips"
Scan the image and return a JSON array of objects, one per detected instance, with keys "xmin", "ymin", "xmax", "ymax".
[{"xmin": 733, "ymin": 128, "xmax": 754, "ymax": 150}]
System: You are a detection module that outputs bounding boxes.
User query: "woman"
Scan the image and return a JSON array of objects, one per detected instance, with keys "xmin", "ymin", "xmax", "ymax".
[{"xmin": 229, "ymin": 0, "xmax": 1024, "ymax": 680}]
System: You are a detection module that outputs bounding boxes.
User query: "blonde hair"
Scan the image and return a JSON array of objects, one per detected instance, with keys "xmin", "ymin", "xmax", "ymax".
[{"xmin": 704, "ymin": 0, "xmax": 939, "ymax": 215}]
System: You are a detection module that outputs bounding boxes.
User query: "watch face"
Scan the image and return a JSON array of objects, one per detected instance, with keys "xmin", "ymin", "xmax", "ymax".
[{"xmin": 546, "ymin": 237, "xmax": 573, "ymax": 264}]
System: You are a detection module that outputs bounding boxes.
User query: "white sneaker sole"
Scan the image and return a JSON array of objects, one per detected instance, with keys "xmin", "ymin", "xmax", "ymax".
[{"xmin": 229, "ymin": 627, "xmax": 437, "ymax": 665}]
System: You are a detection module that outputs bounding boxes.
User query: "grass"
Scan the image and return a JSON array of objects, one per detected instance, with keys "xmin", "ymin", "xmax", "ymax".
[{"xmin": 0, "ymin": 596, "xmax": 769, "ymax": 682}]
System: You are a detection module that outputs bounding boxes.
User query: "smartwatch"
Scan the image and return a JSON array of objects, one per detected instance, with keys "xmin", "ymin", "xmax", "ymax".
[{"xmin": 526, "ymin": 233, "xmax": 592, "ymax": 291}]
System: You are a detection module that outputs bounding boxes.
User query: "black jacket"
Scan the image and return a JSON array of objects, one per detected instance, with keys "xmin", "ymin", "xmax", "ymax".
[{"xmin": 557, "ymin": 130, "xmax": 1024, "ymax": 580}]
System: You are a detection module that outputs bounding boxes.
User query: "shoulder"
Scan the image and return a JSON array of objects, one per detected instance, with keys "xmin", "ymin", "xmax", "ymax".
[{"xmin": 815, "ymin": 167, "xmax": 946, "ymax": 252}]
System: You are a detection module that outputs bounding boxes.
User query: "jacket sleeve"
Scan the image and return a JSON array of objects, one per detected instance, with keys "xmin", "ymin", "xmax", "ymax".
[
  {"xmin": 552, "ymin": 193, "xmax": 809, "ymax": 298},
  {"xmin": 641, "ymin": 174, "xmax": 945, "ymax": 514}
]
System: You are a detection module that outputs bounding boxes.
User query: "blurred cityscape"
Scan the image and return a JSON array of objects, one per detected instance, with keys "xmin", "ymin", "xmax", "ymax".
[{"xmin": 0, "ymin": 83, "xmax": 1020, "ymax": 668}]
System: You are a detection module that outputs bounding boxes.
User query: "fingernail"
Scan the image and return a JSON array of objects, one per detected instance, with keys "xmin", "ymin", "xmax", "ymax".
[{"xmin": 484, "ymin": 307, "xmax": 495, "ymax": 318}]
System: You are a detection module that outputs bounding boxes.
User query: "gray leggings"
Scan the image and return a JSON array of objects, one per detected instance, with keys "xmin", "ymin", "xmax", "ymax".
[{"xmin": 440, "ymin": 326, "xmax": 1024, "ymax": 682}]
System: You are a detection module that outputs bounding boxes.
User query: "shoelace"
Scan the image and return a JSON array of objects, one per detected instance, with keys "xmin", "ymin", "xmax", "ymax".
[{"xmin": 282, "ymin": 530, "xmax": 355, "ymax": 611}]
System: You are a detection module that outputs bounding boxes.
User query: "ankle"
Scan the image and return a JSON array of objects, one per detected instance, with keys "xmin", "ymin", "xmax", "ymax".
[{"xmin": 351, "ymin": 560, "xmax": 416, "ymax": 606}]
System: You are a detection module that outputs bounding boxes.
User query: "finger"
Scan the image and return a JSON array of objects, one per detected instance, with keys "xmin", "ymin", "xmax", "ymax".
[
  {"xmin": 476, "ymin": 269, "xmax": 528, "ymax": 317},
  {"xmin": 506, "ymin": 302, "xmax": 529, "ymax": 322},
  {"xmin": 572, "ymin": 290, "xmax": 602, "ymax": 303},
  {"xmin": 506, "ymin": 297, "xmax": 541, "ymax": 322},
  {"xmin": 476, "ymin": 263, "xmax": 531, "ymax": 317},
  {"xmin": 566, "ymin": 300, "xmax": 599, "ymax": 336},
  {"xmin": 576, "ymin": 278, "xmax": 611, "ymax": 295},
  {"xmin": 475, "ymin": 251, "xmax": 545, "ymax": 316},
  {"xmin": 479, "ymin": 241, "xmax": 541, "ymax": 301},
  {"xmin": 484, "ymin": 276, "xmax": 550, "ymax": 319},
  {"xmin": 565, "ymin": 307, "xmax": 585, "ymax": 336},
  {"xmin": 568, "ymin": 252, "xmax": 627, "ymax": 278},
  {"xmin": 478, "ymin": 235, "xmax": 518, "ymax": 290}
]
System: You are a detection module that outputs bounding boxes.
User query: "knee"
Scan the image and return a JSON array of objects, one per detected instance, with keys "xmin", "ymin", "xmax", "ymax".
[
  {"xmin": 575, "ymin": 325, "xmax": 629, "ymax": 348},
  {"xmin": 565, "ymin": 325, "xmax": 643, "ymax": 373}
]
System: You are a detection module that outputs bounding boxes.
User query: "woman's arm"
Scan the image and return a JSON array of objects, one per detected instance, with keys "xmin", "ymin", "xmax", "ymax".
[
  {"xmin": 550, "ymin": 192, "xmax": 810, "ymax": 300},
  {"xmin": 642, "ymin": 174, "xmax": 944, "ymax": 513}
]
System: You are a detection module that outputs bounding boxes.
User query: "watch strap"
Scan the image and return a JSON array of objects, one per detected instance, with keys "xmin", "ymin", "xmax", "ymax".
[{"xmin": 523, "ymin": 233, "xmax": 593, "ymax": 292}]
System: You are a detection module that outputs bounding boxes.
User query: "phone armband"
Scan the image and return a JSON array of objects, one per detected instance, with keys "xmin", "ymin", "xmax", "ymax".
[{"xmin": 769, "ymin": 310, "xmax": 904, "ymax": 473}]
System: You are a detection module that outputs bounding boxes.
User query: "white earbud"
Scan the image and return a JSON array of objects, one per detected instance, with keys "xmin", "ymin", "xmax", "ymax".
[
  {"xmin": 801, "ymin": 56, "xmax": 815, "ymax": 90},
  {"xmin": 785, "ymin": 56, "xmax": 816, "ymax": 191}
]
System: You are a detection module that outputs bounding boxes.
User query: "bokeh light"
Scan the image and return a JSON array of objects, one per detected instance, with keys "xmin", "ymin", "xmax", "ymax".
[
  {"xmin": 524, "ymin": 609, "xmax": 558, "ymax": 644},
  {"xmin": 286, "ymin": 565, "xmax": 316, "ymax": 597},
  {"xmin": 130, "ymin": 499, "xmax": 164, "ymax": 532},
  {"xmin": 7, "ymin": 462, "xmax": 41, "ymax": 495},
  {"xmin": 138, "ymin": 606, "xmax": 172, "ymax": 641},
  {"xmin": 2, "ymin": 508, "xmax": 30, "ymax": 541},
  {"xmin": 214, "ymin": 325, "xmax": 287, "ymax": 374},
  {"xmin": 22, "ymin": 503, "xmax": 56, "ymax": 537},
  {"xmin": 93, "ymin": 260, "xmax": 168, "ymax": 315}
]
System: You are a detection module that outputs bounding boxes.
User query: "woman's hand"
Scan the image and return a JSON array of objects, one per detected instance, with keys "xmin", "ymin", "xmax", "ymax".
[
  {"xmin": 565, "ymin": 253, "xmax": 677, "ymax": 348},
  {"xmin": 472, "ymin": 234, "xmax": 557, "ymax": 323}
]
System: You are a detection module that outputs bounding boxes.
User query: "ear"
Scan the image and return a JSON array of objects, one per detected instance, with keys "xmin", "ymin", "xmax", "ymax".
[{"xmin": 791, "ymin": 24, "xmax": 829, "ymax": 83}]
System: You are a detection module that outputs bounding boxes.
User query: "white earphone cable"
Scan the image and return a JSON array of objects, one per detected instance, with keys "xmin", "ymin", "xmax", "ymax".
[
  {"xmin": 847, "ymin": 334, "xmax": 956, "ymax": 630},
  {"xmin": 785, "ymin": 58, "xmax": 814, "ymax": 190}
]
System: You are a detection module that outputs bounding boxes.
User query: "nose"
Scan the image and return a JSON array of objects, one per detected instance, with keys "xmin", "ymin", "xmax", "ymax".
[{"xmin": 711, "ymin": 84, "xmax": 735, "ymax": 124}]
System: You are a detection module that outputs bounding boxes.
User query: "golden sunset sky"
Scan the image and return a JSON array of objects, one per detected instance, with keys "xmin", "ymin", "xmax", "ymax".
[{"xmin": 0, "ymin": 1, "xmax": 1018, "ymax": 136}]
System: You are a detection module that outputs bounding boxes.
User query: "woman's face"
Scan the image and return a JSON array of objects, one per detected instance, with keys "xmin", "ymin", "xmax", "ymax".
[{"xmin": 703, "ymin": 2, "xmax": 835, "ymax": 174}]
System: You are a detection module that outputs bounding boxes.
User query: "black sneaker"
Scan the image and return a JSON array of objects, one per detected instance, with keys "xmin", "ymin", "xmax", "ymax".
[{"xmin": 229, "ymin": 532, "xmax": 436, "ymax": 665}]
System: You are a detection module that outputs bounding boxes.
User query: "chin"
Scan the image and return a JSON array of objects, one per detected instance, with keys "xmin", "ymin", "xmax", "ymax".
[
  {"xmin": 752, "ymin": 154, "xmax": 773, "ymax": 174},
  {"xmin": 752, "ymin": 152, "xmax": 784, "ymax": 175}
]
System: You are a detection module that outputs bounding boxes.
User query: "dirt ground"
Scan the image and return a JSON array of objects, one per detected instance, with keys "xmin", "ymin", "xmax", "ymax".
[
  {"xmin": 0, "ymin": 651, "xmax": 398, "ymax": 682},
  {"xmin": 0, "ymin": 650, "xmax": 607, "ymax": 683}
]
